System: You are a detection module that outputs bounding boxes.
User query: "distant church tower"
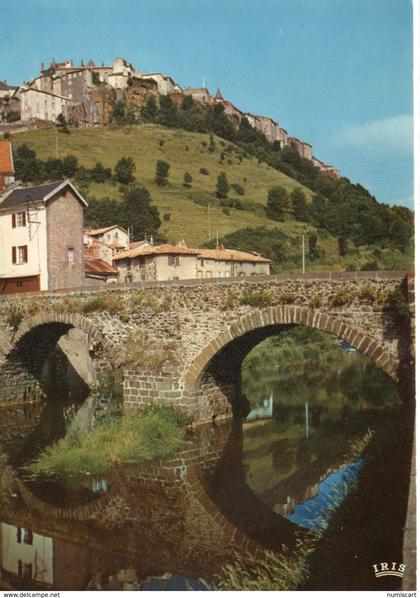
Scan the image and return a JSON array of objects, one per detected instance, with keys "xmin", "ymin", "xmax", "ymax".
[{"xmin": 214, "ymin": 88, "xmax": 224, "ymax": 103}]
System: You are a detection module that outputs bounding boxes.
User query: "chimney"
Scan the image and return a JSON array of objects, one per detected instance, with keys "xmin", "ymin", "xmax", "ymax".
[{"xmin": 40, "ymin": 62, "xmax": 45, "ymax": 72}]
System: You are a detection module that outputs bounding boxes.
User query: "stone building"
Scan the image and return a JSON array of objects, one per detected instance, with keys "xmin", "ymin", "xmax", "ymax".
[
  {"xmin": 142, "ymin": 73, "xmax": 181, "ymax": 95},
  {"xmin": 0, "ymin": 180, "xmax": 87, "ymax": 293},
  {"xmin": 20, "ymin": 88, "xmax": 72, "ymax": 122},
  {"xmin": 183, "ymin": 87, "xmax": 213, "ymax": 105},
  {"xmin": 84, "ymin": 225, "xmax": 129, "ymax": 252},
  {"xmin": 0, "ymin": 81, "xmax": 18, "ymax": 100},
  {"xmin": 113, "ymin": 242, "xmax": 271, "ymax": 282},
  {"xmin": 0, "ymin": 141, "xmax": 14, "ymax": 192}
]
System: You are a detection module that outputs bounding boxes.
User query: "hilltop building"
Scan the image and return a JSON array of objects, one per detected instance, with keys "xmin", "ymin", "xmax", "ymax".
[
  {"xmin": 1, "ymin": 55, "xmax": 340, "ymax": 178},
  {"xmin": 0, "ymin": 180, "xmax": 87, "ymax": 293}
]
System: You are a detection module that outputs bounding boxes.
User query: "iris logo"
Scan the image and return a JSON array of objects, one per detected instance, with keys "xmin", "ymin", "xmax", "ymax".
[{"xmin": 372, "ymin": 562, "xmax": 406, "ymax": 578}]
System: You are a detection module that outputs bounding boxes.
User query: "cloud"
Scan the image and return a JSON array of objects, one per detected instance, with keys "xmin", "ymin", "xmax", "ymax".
[{"xmin": 335, "ymin": 114, "xmax": 413, "ymax": 154}]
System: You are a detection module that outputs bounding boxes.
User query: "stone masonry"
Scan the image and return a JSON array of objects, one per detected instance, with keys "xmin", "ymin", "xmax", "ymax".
[{"xmin": 0, "ymin": 271, "xmax": 414, "ymax": 426}]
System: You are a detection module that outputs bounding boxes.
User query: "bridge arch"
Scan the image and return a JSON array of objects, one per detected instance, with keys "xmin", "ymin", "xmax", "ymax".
[
  {"xmin": 1, "ymin": 310, "xmax": 122, "ymax": 408},
  {"xmin": 184, "ymin": 305, "xmax": 398, "ymax": 423},
  {"xmin": 12, "ymin": 310, "xmax": 122, "ymax": 367}
]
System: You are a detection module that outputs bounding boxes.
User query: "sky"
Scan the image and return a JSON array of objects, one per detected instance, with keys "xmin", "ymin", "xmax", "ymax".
[{"xmin": 0, "ymin": 0, "xmax": 414, "ymax": 208}]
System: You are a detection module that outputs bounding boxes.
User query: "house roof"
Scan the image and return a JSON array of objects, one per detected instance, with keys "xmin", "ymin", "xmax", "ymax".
[
  {"xmin": 0, "ymin": 180, "xmax": 88, "ymax": 210},
  {"xmin": 0, "ymin": 141, "xmax": 14, "ymax": 175},
  {"xmin": 214, "ymin": 88, "xmax": 224, "ymax": 100},
  {"xmin": 0, "ymin": 81, "xmax": 18, "ymax": 92},
  {"xmin": 197, "ymin": 248, "xmax": 271, "ymax": 263},
  {"xmin": 21, "ymin": 87, "xmax": 71, "ymax": 100},
  {"xmin": 114, "ymin": 243, "xmax": 200, "ymax": 261},
  {"xmin": 113, "ymin": 243, "xmax": 271, "ymax": 263},
  {"xmin": 183, "ymin": 87, "xmax": 210, "ymax": 95},
  {"xmin": 85, "ymin": 256, "xmax": 118, "ymax": 276},
  {"xmin": 86, "ymin": 225, "xmax": 127, "ymax": 236}
]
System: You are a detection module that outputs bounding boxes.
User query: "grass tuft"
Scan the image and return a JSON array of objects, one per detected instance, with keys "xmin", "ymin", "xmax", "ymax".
[{"xmin": 25, "ymin": 404, "xmax": 188, "ymax": 476}]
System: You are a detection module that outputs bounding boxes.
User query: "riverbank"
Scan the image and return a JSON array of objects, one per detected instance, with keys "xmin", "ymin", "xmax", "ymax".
[{"xmin": 25, "ymin": 404, "xmax": 189, "ymax": 476}]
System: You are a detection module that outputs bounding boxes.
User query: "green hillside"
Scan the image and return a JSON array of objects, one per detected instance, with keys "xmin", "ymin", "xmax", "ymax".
[{"xmin": 11, "ymin": 124, "xmax": 413, "ymax": 272}]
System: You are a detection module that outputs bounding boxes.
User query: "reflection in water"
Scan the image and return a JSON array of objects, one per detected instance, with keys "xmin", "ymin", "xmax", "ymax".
[{"xmin": 0, "ymin": 337, "xmax": 401, "ymax": 590}]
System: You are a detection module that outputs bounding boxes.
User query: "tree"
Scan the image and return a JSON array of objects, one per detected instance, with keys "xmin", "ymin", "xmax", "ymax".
[
  {"xmin": 141, "ymin": 96, "xmax": 158, "ymax": 122},
  {"xmin": 122, "ymin": 186, "xmax": 161, "ymax": 241},
  {"xmin": 290, "ymin": 187, "xmax": 309, "ymax": 221},
  {"xmin": 56, "ymin": 113, "xmax": 69, "ymax": 134},
  {"xmin": 266, "ymin": 186, "xmax": 289, "ymax": 220},
  {"xmin": 308, "ymin": 233, "xmax": 320, "ymax": 259},
  {"xmin": 216, "ymin": 171, "xmax": 229, "ymax": 198},
  {"xmin": 181, "ymin": 94, "xmax": 194, "ymax": 111},
  {"xmin": 91, "ymin": 160, "xmax": 112, "ymax": 183},
  {"xmin": 114, "ymin": 156, "xmax": 136, "ymax": 184},
  {"xmin": 208, "ymin": 134, "xmax": 216, "ymax": 153},
  {"xmin": 158, "ymin": 96, "xmax": 177, "ymax": 127},
  {"xmin": 389, "ymin": 217, "xmax": 411, "ymax": 250},
  {"xmin": 155, "ymin": 160, "xmax": 170, "ymax": 186},
  {"xmin": 62, "ymin": 154, "xmax": 78, "ymax": 178},
  {"xmin": 44, "ymin": 158, "xmax": 64, "ymax": 180},
  {"xmin": 112, "ymin": 100, "xmax": 126, "ymax": 124},
  {"xmin": 183, "ymin": 172, "xmax": 192, "ymax": 187},
  {"xmin": 337, "ymin": 236, "xmax": 348, "ymax": 257}
]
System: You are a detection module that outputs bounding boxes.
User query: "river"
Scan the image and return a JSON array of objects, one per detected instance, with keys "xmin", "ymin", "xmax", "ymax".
[{"xmin": 0, "ymin": 333, "xmax": 408, "ymax": 591}]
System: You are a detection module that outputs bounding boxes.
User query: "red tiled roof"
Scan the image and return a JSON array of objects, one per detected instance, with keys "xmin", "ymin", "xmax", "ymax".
[
  {"xmin": 85, "ymin": 256, "xmax": 118, "ymax": 276},
  {"xmin": 114, "ymin": 243, "xmax": 200, "ymax": 261},
  {"xmin": 197, "ymin": 248, "xmax": 271, "ymax": 263},
  {"xmin": 86, "ymin": 225, "xmax": 126, "ymax": 236},
  {"xmin": 0, "ymin": 141, "xmax": 13, "ymax": 175}
]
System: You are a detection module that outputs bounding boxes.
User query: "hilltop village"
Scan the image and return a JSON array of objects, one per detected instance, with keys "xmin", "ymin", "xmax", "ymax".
[{"xmin": 0, "ymin": 56, "xmax": 339, "ymax": 178}]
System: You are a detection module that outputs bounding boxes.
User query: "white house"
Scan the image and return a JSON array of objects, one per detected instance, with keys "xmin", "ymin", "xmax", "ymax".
[
  {"xmin": 20, "ymin": 88, "xmax": 72, "ymax": 122},
  {"xmin": 0, "ymin": 180, "xmax": 87, "ymax": 294}
]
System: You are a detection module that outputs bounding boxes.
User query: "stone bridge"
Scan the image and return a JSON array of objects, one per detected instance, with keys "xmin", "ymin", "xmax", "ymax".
[{"xmin": 0, "ymin": 271, "xmax": 414, "ymax": 426}]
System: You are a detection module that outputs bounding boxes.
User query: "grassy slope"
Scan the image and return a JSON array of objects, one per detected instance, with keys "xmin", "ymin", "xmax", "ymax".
[{"xmin": 12, "ymin": 124, "xmax": 413, "ymax": 270}]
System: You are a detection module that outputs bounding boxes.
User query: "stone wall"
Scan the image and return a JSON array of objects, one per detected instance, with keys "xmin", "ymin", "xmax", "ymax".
[{"xmin": 0, "ymin": 272, "xmax": 413, "ymax": 425}]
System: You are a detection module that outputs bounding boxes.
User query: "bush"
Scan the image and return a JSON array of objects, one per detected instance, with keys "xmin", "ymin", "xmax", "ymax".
[
  {"xmin": 231, "ymin": 183, "xmax": 245, "ymax": 195},
  {"xmin": 199, "ymin": 167, "xmax": 209, "ymax": 175},
  {"xmin": 330, "ymin": 288, "xmax": 353, "ymax": 307},
  {"xmin": 155, "ymin": 160, "xmax": 170, "ymax": 186},
  {"xmin": 163, "ymin": 212, "xmax": 171, "ymax": 222},
  {"xmin": 309, "ymin": 293, "xmax": 322, "ymax": 308},
  {"xmin": 386, "ymin": 288, "xmax": 409, "ymax": 322},
  {"xmin": 240, "ymin": 291, "xmax": 273, "ymax": 307},
  {"xmin": 183, "ymin": 171, "xmax": 192, "ymax": 187},
  {"xmin": 114, "ymin": 156, "xmax": 136, "ymax": 184},
  {"xmin": 216, "ymin": 171, "xmax": 229, "ymax": 198},
  {"xmin": 279, "ymin": 292, "xmax": 296, "ymax": 304},
  {"xmin": 6, "ymin": 306, "xmax": 24, "ymax": 330}
]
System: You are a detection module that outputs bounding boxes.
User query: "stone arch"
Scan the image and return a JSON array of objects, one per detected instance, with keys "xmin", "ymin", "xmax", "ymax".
[
  {"xmin": 12, "ymin": 310, "xmax": 122, "ymax": 368},
  {"xmin": 184, "ymin": 305, "xmax": 398, "ymax": 401}
]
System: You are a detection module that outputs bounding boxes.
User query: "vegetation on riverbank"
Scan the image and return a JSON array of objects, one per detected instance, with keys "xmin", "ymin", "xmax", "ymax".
[
  {"xmin": 216, "ymin": 532, "xmax": 319, "ymax": 591},
  {"xmin": 242, "ymin": 327, "xmax": 346, "ymax": 407},
  {"xmin": 25, "ymin": 404, "xmax": 189, "ymax": 476}
]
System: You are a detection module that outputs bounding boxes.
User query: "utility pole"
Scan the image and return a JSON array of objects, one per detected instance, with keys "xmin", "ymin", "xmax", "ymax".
[
  {"xmin": 208, "ymin": 203, "xmax": 211, "ymax": 241},
  {"xmin": 55, "ymin": 135, "xmax": 59, "ymax": 159},
  {"xmin": 302, "ymin": 234, "xmax": 306, "ymax": 274}
]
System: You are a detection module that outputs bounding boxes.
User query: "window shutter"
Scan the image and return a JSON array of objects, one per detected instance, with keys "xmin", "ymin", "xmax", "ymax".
[
  {"xmin": 23, "ymin": 246, "xmax": 28, "ymax": 263},
  {"xmin": 12, "ymin": 214, "xmax": 16, "ymax": 228},
  {"xmin": 12, "ymin": 247, "xmax": 16, "ymax": 264},
  {"xmin": 22, "ymin": 211, "xmax": 26, "ymax": 227}
]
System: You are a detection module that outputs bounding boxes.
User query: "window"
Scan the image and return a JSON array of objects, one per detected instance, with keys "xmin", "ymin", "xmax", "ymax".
[
  {"xmin": 12, "ymin": 211, "xmax": 26, "ymax": 228},
  {"xmin": 68, "ymin": 247, "xmax": 75, "ymax": 264},
  {"xmin": 200, "ymin": 259, "xmax": 204, "ymax": 267},
  {"xmin": 12, "ymin": 246, "xmax": 28, "ymax": 264},
  {"xmin": 168, "ymin": 255, "xmax": 179, "ymax": 266}
]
